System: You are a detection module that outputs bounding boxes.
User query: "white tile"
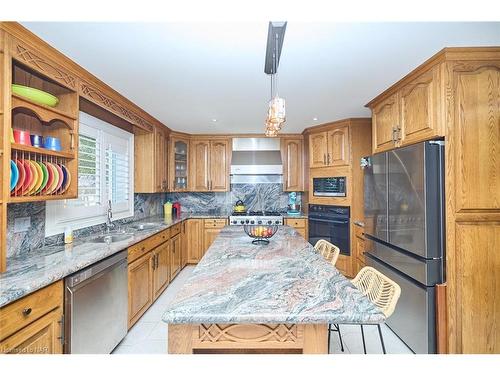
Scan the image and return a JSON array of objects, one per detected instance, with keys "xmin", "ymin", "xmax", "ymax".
[
  {"xmin": 148, "ymin": 321, "xmax": 169, "ymax": 341},
  {"xmin": 129, "ymin": 339, "xmax": 167, "ymax": 354},
  {"xmin": 120, "ymin": 321, "xmax": 156, "ymax": 346}
]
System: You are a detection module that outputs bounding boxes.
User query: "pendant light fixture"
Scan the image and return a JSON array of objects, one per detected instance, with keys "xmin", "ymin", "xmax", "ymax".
[{"xmin": 264, "ymin": 22, "xmax": 287, "ymax": 136}]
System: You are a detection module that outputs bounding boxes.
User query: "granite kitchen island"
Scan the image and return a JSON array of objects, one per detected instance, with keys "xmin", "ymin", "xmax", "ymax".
[{"xmin": 162, "ymin": 226, "xmax": 384, "ymax": 354}]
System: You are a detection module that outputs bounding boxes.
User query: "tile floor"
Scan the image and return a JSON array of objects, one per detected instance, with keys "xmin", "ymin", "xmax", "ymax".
[{"xmin": 112, "ymin": 266, "xmax": 413, "ymax": 354}]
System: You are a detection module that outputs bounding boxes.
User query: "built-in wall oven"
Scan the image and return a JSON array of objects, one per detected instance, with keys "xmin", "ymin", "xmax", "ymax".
[
  {"xmin": 308, "ymin": 204, "xmax": 350, "ymax": 256},
  {"xmin": 313, "ymin": 176, "xmax": 346, "ymax": 197}
]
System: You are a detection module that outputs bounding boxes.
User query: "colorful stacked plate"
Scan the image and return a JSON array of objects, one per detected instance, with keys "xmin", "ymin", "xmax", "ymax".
[
  {"xmin": 14, "ymin": 159, "xmax": 25, "ymax": 195},
  {"xmin": 10, "ymin": 160, "xmax": 19, "ymax": 192},
  {"xmin": 36, "ymin": 161, "xmax": 49, "ymax": 194}
]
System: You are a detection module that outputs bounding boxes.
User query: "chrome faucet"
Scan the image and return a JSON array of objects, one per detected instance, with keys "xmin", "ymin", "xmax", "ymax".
[{"xmin": 106, "ymin": 200, "xmax": 115, "ymax": 233}]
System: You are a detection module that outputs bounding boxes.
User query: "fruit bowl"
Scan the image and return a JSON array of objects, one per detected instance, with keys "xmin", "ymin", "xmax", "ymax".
[{"xmin": 243, "ymin": 225, "xmax": 279, "ymax": 245}]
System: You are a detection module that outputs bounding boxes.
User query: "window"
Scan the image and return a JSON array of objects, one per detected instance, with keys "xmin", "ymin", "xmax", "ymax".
[{"xmin": 46, "ymin": 112, "xmax": 134, "ymax": 236}]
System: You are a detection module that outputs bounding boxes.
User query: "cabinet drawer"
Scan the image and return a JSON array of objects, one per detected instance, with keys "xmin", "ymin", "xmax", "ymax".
[
  {"xmin": 128, "ymin": 228, "xmax": 170, "ymax": 263},
  {"xmin": 0, "ymin": 281, "xmax": 63, "ymax": 341},
  {"xmin": 170, "ymin": 223, "xmax": 181, "ymax": 237},
  {"xmin": 354, "ymin": 225, "xmax": 365, "ymax": 238},
  {"xmin": 204, "ymin": 219, "xmax": 227, "ymax": 228},
  {"xmin": 285, "ymin": 218, "xmax": 307, "ymax": 228}
]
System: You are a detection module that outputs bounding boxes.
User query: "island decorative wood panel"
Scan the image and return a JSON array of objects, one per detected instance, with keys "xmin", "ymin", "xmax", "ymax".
[{"xmin": 168, "ymin": 323, "xmax": 328, "ymax": 354}]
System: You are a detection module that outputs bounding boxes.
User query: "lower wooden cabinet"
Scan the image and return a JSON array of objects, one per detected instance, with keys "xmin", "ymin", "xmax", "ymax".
[
  {"xmin": 153, "ymin": 241, "xmax": 171, "ymax": 300},
  {"xmin": 128, "ymin": 252, "xmax": 154, "ymax": 328},
  {"xmin": 187, "ymin": 219, "xmax": 204, "ymax": 263},
  {"xmin": 353, "ymin": 225, "xmax": 366, "ymax": 276},
  {"xmin": 203, "ymin": 219, "xmax": 227, "ymax": 256},
  {"xmin": 170, "ymin": 233, "xmax": 181, "ymax": 280},
  {"xmin": 284, "ymin": 218, "xmax": 308, "ymax": 239},
  {"xmin": 0, "ymin": 281, "xmax": 64, "ymax": 354},
  {"xmin": 180, "ymin": 221, "xmax": 188, "ymax": 268}
]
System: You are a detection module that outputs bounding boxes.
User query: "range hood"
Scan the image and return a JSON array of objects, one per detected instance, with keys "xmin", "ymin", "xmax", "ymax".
[{"xmin": 230, "ymin": 138, "xmax": 283, "ymax": 182}]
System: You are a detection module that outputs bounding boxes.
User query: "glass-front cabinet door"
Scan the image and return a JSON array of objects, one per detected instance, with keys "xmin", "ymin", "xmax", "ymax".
[{"xmin": 170, "ymin": 137, "xmax": 189, "ymax": 191}]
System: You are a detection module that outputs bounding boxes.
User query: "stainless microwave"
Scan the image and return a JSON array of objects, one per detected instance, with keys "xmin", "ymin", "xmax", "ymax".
[{"xmin": 313, "ymin": 176, "xmax": 347, "ymax": 197}]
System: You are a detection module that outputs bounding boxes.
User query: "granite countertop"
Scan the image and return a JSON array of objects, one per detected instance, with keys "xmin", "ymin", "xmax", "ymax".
[
  {"xmin": 0, "ymin": 213, "xmax": 228, "ymax": 308},
  {"xmin": 162, "ymin": 226, "xmax": 384, "ymax": 325}
]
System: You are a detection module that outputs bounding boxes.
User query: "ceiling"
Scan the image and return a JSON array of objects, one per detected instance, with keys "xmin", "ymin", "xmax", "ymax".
[{"xmin": 23, "ymin": 22, "xmax": 500, "ymax": 134}]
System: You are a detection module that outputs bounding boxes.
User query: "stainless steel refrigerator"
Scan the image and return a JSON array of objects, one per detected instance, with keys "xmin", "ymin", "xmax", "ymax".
[{"xmin": 363, "ymin": 140, "xmax": 445, "ymax": 354}]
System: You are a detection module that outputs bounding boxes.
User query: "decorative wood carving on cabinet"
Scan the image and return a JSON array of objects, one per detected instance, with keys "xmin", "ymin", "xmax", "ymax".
[
  {"xmin": 281, "ymin": 137, "xmax": 304, "ymax": 191},
  {"xmin": 12, "ymin": 39, "xmax": 77, "ymax": 90}
]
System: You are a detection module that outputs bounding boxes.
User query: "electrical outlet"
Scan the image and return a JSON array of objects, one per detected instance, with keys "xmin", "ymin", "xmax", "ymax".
[{"xmin": 14, "ymin": 217, "xmax": 31, "ymax": 233}]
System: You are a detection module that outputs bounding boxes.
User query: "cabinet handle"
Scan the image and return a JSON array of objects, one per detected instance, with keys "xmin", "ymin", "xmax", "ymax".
[
  {"xmin": 22, "ymin": 307, "xmax": 32, "ymax": 316},
  {"xmin": 70, "ymin": 133, "xmax": 75, "ymax": 150},
  {"xmin": 57, "ymin": 314, "xmax": 65, "ymax": 346},
  {"xmin": 323, "ymin": 154, "xmax": 326, "ymax": 164},
  {"xmin": 327, "ymin": 153, "xmax": 331, "ymax": 164},
  {"xmin": 392, "ymin": 127, "xmax": 398, "ymax": 142}
]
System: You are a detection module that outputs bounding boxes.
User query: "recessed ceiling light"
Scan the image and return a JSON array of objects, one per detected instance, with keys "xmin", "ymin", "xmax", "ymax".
[
  {"xmin": 313, "ymin": 117, "xmax": 318, "ymax": 121},
  {"xmin": 211, "ymin": 119, "xmax": 217, "ymax": 123}
]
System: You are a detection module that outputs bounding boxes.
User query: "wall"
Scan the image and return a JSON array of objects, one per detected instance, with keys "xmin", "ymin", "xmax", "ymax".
[{"xmin": 6, "ymin": 193, "xmax": 166, "ymax": 258}]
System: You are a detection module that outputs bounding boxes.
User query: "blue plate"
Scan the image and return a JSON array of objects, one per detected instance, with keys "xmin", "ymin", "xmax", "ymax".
[{"xmin": 10, "ymin": 160, "xmax": 19, "ymax": 191}]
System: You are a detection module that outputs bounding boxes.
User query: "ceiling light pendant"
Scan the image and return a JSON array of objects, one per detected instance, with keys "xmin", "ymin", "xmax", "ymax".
[{"xmin": 264, "ymin": 22, "xmax": 287, "ymax": 137}]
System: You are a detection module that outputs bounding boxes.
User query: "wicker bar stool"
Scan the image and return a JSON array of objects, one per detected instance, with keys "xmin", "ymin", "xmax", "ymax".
[
  {"xmin": 314, "ymin": 239, "xmax": 344, "ymax": 352},
  {"xmin": 314, "ymin": 239, "xmax": 340, "ymax": 267},
  {"xmin": 350, "ymin": 266, "xmax": 401, "ymax": 354}
]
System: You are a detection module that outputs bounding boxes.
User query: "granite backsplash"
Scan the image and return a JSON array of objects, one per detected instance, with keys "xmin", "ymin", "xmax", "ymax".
[
  {"xmin": 7, "ymin": 193, "xmax": 166, "ymax": 258},
  {"xmin": 7, "ymin": 183, "xmax": 300, "ymax": 258}
]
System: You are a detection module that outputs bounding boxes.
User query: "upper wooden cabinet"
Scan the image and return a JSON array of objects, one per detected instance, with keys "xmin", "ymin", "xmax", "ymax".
[
  {"xmin": 135, "ymin": 125, "xmax": 169, "ymax": 193},
  {"xmin": 309, "ymin": 126, "xmax": 350, "ymax": 168},
  {"xmin": 190, "ymin": 138, "xmax": 230, "ymax": 192},
  {"xmin": 169, "ymin": 136, "xmax": 189, "ymax": 192},
  {"xmin": 369, "ymin": 66, "xmax": 443, "ymax": 154},
  {"xmin": 281, "ymin": 137, "xmax": 304, "ymax": 191},
  {"xmin": 309, "ymin": 132, "xmax": 328, "ymax": 168}
]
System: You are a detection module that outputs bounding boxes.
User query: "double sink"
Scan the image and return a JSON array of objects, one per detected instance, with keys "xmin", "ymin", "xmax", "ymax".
[{"xmin": 90, "ymin": 222, "xmax": 163, "ymax": 243}]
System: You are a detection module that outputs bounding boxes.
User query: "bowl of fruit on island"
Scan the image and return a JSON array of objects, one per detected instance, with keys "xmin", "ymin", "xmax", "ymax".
[{"xmin": 243, "ymin": 225, "xmax": 279, "ymax": 245}]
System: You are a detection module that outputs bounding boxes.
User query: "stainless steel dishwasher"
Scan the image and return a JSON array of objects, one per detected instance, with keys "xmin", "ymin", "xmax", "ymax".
[{"xmin": 64, "ymin": 250, "xmax": 128, "ymax": 353}]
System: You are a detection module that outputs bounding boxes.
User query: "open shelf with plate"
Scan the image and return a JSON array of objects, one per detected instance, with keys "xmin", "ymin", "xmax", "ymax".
[{"xmin": 8, "ymin": 60, "xmax": 78, "ymax": 202}]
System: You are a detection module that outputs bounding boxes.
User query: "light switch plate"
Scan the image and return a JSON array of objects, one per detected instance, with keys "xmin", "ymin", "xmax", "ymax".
[{"xmin": 14, "ymin": 217, "xmax": 31, "ymax": 233}]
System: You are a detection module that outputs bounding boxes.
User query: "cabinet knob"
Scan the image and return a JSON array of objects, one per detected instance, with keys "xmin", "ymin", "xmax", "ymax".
[{"xmin": 22, "ymin": 307, "xmax": 32, "ymax": 316}]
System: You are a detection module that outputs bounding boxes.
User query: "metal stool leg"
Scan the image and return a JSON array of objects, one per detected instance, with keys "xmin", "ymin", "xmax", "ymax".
[
  {"xmin": 377, "ymin": 324, "xmax": 386, "ymax": 354},
  {"xmin": 335, "ymin": 324, "xmax": 344, "ymax": 352},
  {"xmin": 360, "ymin": 324, "xmax": 367, "ymax": 354},
  {"xmin": 328, "ymin": 324, "xmax": 332, "ymax": 353}
]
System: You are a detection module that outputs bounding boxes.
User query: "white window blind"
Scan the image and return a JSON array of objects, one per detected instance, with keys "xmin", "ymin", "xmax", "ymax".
[{"xmin": 46, "ymin": 112, "xmax": 134, "ymax": 236}]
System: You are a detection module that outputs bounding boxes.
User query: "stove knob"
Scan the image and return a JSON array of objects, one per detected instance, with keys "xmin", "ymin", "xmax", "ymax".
[
  {"xmin": 245, "ymin": 219, "xmax": 249, "ymax": 224},
  {"xmin": 250, "ymin": 220, "xmax": 255, "ymax": 224},
  {"xmin": 240, "ymin": 220, "xmax": 245, "ymax": 225},
  {"xmin": 232, "ymin": 220, "xmax": 237, "ymax": 224},
  {"xmin": 275, "ymin": 220, "xmax": 280, "ymax": 224},
  {"xmin": 267, "ymin": 220, "xmax": 272, "ymax": 225},
  {"xmin": 257, "ymin": 220, "xmax": 262, "ymax": 224}
]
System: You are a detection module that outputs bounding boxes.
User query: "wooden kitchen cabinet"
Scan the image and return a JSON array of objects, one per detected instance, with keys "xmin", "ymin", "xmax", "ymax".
[
  {"xmin": 369, "ymin": 66, "xmax": 443, "ymax": 154},
  {"xmin": 281, "ymin": 137, "xmax": 304, "ymax": 191},
  {"xmin": 309, "ymin": 126, "xmax": 350, "ymax": 168},
  {"xmin": 170, "ymin": 233, "xmax": 182, "ymax": 281},
  {"xmin": 309, "ymin": 132, "xmax": 329, "ymax": 168},
  {"xmin": 0, "ymin": 281, "xmax": 63, "ymax": 354},
  {"xmin": 152, "ymin": 241, "xmax": 171, "ymax": 300},
  {"xmin": 284, "ymin": 218, "xmax": 307, "ymax": 239},
  {"xmin": 326, "ymin": 126, "xmax": 350, "ymax": 166},
  {"xmin": 190, "ymin": 139, "xmax": 230, "ymax": 192},
  {"xmin": 371, "ymin": 93, "xmax": 400, "ymax": 153},
  {"xmin": 180, "ymin": 221, "xmax": 188, "ymax": 268},
  {"xmin": 203, "ymin": 219, "xmax": 227, "ymax": 256},
  {"xmin": 169, "ymin": 135, "xmax": 190, "ymax": 191},
  {"xmin": 210, "ymin": 140, "xmax": 230, "ymax": 191},
  {"xmin": 135, "ymin": 124, "xmax": 169, "ymax": 193},
  {"xmin": 187, "ymin": 219, "xmax": 204, "ymax": 263},
  {"xmin": 353, "ymin": 224, "xmax": 366, "ymax": 275},
  {"xmin": 128, "ymin": 252, "xmax": 154, "ymax": 328}
]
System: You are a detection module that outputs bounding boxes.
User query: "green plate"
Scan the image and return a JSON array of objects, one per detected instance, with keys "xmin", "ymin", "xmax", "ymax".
[{"xmin": 12, "ymin": 84, "xmax": 59, "ymax": 107}]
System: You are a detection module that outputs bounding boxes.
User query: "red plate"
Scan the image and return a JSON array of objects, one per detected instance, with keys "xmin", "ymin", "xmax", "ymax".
[
  {"xmin": 14, "ymin": 159, "xmax": 25, "ymax": 195},
  {"xmin": 21, "ymin": 159, "xmax": 32, "ymax": 195}
]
